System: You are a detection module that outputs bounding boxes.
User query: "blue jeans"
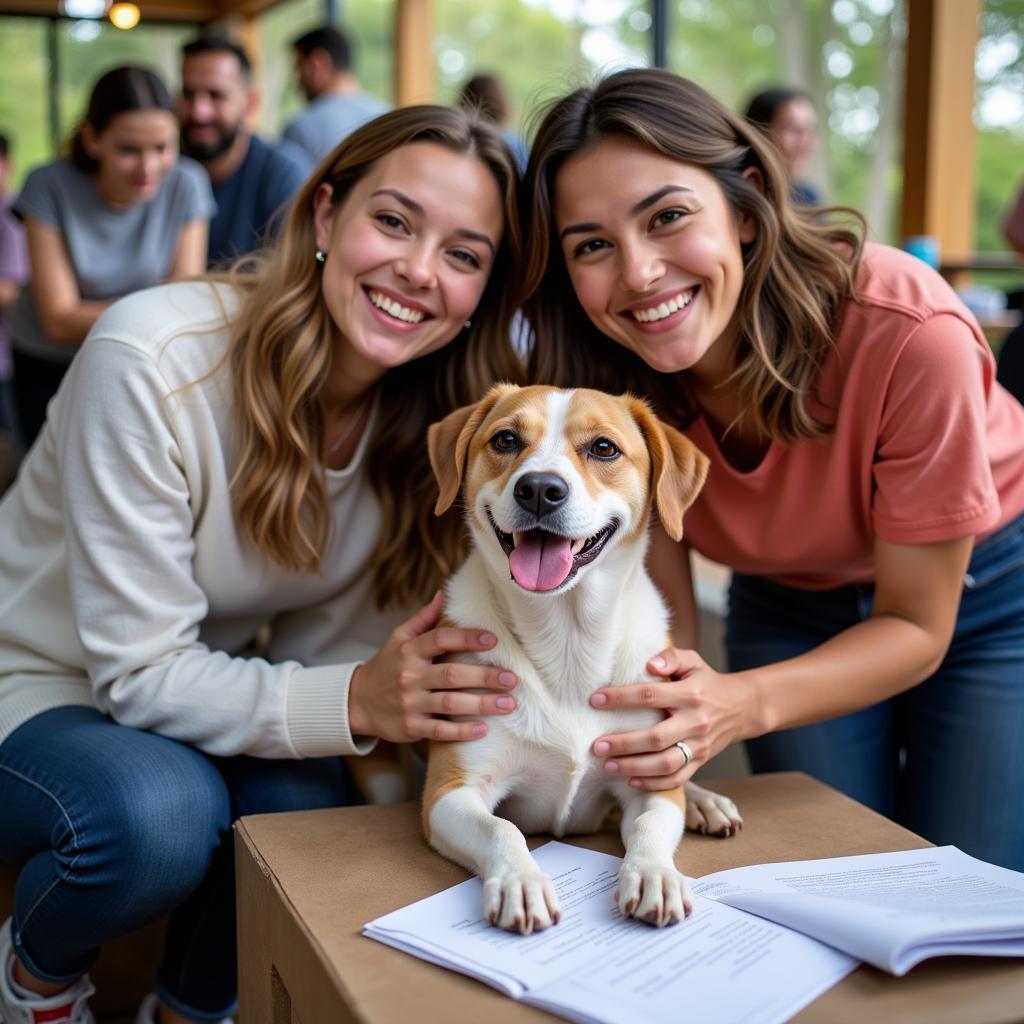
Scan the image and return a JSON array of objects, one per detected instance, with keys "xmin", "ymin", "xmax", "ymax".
[
  {"xmin": 726, "ymin": 512, "xmax": 1024, "ymax": 872},
  {"xmin": 0, "ymin": 707, "xmax": 360, "ymax": 1021}
]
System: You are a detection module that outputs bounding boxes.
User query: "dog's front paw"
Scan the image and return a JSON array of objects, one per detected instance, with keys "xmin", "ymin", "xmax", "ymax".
[
  {"xmin": 684, "ymin": 781, "xmax": 744, "ymax": 837},
  {"xmin": 617, "ymin": 859, "xmax": 691, "ymax": 927},
  {"xmin": 483, "ymin": 868, "xmax": 561, "ymax": 934}
]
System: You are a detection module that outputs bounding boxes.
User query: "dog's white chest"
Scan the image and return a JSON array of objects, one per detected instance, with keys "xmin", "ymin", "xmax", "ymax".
[
  {"xmin": 466, "ymin": 700, "xmax": 659, "ymax": 836},
  {"xmin": 444, "ymin": 532, "xmax": 670, "ymax": 837}
]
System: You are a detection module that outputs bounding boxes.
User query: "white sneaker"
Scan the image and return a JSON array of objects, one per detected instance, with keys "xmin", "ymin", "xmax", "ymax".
[
  {"xmin": 133, "ymin": 992, "xmax": 158, "ymax": 1024},
  {"xmin": 135, "ymin": 992, "xmax": 235, "ymax": 1024},
  {"xmin": 0, "ymin": 918, "xmax": 95, "ymax": 1024}
]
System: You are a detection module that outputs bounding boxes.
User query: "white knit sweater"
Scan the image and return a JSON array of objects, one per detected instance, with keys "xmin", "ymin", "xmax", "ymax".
[{"xmin": 0, "ymin": 281, "xmax": 407, "ymax": 757}]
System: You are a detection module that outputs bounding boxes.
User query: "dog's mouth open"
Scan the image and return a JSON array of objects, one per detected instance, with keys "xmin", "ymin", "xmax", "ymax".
[{"xmin": 487, "ymin": 512, "xmax": 619, "ymax": 592}]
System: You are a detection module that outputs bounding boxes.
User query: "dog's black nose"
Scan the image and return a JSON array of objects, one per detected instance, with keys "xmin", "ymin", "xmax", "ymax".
[{"xmin": 513, "ymin": 472, "xmax": 569, "ymax": 517}]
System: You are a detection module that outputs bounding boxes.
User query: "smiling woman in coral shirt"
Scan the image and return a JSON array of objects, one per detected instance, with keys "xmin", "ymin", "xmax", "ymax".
[{"xmin": 522, "ymin": 67, "xmax": 1024, "ymax": 875}]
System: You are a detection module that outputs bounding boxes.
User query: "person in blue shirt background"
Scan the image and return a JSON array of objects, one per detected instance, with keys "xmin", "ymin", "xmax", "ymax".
[
  {"xmin": 744, "ymin": 86, "xmax": 823, "ymax": 207},
  {"xmin": 282, "ymin": 25, "xmax": 390, "ymax": 165},
  {"xmin": 457, "ymin": 73, "xmax": 529, "ymax": 173},
  {"xmin": 180, "ymin": 35, "xmax": 312, "ymax": 267}
]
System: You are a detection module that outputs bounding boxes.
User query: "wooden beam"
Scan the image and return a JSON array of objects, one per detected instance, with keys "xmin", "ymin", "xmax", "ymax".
[
  {"xmin": 216, "ymin": 0, "xmax": 284, "ymax": 18},
  {"xmin": 0, "ymin": 0, "xmax": 66, "ymax": 14},
  {"xmin": 236, "ymin": 11, "xmax": 261, "ymax": 71},
  {"xmin": 237, "ymin": 12, "xmax": 262, "ymax": 130},
  {"xmin": 900, "ymin": 0, "xmax": 981, "ymax": 260},
  {"xmin": 394, "ymin": 0, "xmax": 433, "ymax": 106},
  {"xmin": 0, "ymin": 0, "xmax": 282, "ymax": 24}
]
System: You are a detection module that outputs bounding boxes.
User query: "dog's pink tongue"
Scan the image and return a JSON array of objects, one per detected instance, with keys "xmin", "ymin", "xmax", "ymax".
[{"xmin": 509, "ymin": 532, "xmax": 573, "ymax": 591}]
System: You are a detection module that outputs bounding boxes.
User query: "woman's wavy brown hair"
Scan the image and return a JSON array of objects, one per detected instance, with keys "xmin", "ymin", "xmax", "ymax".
[
  {"xmin": 522, "ymin": 68, "xmax": 864, "ymax": 441},
  {"xmin": 222, "ymin": 105, "xmax": 523, "ymax": 608}
]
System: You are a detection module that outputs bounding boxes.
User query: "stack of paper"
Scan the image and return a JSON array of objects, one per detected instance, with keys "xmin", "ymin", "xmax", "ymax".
[
  {"xmin": 365, "ymin": 842, "xmax": 856, "ymax": 1024},
  {"xmin": 365, "ymin": 842, "xmax": 1024, "ymax": 1024}
]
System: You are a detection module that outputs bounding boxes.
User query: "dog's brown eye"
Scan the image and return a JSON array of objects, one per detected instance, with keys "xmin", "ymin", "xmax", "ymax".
[
  {"xmin": 490, "ymin": 430, "xmax": 521, "ymax": 453},
  {"xmin": 589, "ymin": 437, "xmax": 620, "ymax": 461}
]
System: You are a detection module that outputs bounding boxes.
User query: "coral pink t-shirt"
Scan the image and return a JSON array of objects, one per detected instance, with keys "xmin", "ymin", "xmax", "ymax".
[{"xmin": 681, "ymin": 243, "xmax": 1024, "ymax": 589}]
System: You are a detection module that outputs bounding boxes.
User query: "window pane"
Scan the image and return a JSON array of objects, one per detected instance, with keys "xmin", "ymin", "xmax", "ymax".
[
  {"xmin": 670, "ymin": 0, "xmax": 906, "ymax": 241},
  {"xmin": 975, "ymin": 0, "xmax": 1024, "ymax": 254},
  {"xmin": 256, "ymin": 0, "xmax": 394, "ymax": 137},
  {"xmin": 0, "ymin": 18, "xmax": 51, "ymax": 192},
  {"xmin": 434, "ymin": 0, "xmax": 650, "ymax": 143},
  {"xmin": 56, "ymin": 20, "xmax": 194, "ymax": 143}
]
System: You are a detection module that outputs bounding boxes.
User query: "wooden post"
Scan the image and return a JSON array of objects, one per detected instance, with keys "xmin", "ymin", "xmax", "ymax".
[
  {"xmin": 238, "ymin": 13, "xmax": 262, "ymax": 74},
  {"xmin": 900, "ymin": 0, "xmax": 981, "ymax": 261},
  {"xmin": 239, "ymin": 14, "xmax": 263, "ymax": 131},
  {"xmin": 394, "ymin": 0, "xmax": 433, "ymax": 106}
]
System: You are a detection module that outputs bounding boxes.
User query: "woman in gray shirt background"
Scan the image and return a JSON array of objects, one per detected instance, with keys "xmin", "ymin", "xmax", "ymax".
[{"xmin": 9, "ymin": 64, "xmax": 214, "ymax": 447}]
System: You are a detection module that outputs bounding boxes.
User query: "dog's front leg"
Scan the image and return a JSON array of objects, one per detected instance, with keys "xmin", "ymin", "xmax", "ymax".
[
  {"xmin": 423, "ymin": 744, "xmax": 559, "ymax": 934},
  {"xmin": 426, "ymin": 784, "xmax": 560, "ymax": 934},
  {"xmin": 616, "ymin": 788, "xmax": 691, "ymax": 927}
]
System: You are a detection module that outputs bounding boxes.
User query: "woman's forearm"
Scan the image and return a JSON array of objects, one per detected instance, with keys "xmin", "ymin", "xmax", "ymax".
[
  {"xmin": 40, "ymin": 300, "xmax": 113, "ymax": 345},
  {"xmin": 169, "ymin": 219, "xmax": 208, "ymax": 279},
  {"xmin": 735, "ymin": 535, "xmax": 972, "ymax": 736},
  {"xmin": 25, "ymin": 217, "xmax": 112, "ymax": 345},
  {"xmin": 0, "ymin": 280, "xmax": 19, "ymax": 314},
  {"xmin": 742, "ymin": 610, "xmax": 950, "ymax": 736}
]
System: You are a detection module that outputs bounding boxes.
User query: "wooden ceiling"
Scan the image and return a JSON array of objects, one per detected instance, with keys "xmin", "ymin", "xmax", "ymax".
[
  {"xmin": 0, "ymin": 0, "xmax": 990, "ymax": 257},
  {"xmin": 0, "ymin": 0, "xmax": 279, "ymax": 23}
]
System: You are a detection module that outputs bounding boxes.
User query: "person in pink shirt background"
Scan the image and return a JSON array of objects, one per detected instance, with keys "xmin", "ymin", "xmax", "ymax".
[
  {"xmin": 522, "ymin": 68, "xmax": 1024, "ymax": 872},
  {"xmin": 0, "ymin": 132, "xmax": 28, "ymax": 486}
]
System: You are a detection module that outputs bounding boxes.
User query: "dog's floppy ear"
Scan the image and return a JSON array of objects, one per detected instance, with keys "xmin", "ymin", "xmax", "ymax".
[
  {"xmin": 627, "ymin": 396, "xmax": 709, "ymax": 542},
  {"xmin": 428, "ymin": 384, "xmax": 516, "ymax": 516}
]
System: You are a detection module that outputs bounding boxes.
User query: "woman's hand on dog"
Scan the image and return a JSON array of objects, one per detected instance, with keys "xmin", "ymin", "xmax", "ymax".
[
  {"xmin": 348, "ymin": 591, "xmax": 518, "ymax": 742},
  {"xmin": 589, "ymin": 648, "xmax": 758, "ymax": 788}
]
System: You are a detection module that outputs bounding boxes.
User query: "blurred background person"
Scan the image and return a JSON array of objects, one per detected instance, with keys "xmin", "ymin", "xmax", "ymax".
[
  {"xmin": 8, "ymin": 65, "xmax": 214, "ymax": 448},
  {"xmin": 180, "ymin": 35, "xmax": 311, "ymax": 267},
  {"xmin": 1003, "ymin": 176, "xmax": 1024, "ymax": 257},
  {"xmin": 283, "ymin": 24, "xmax": 389, "ymax": 164},
  {"xmin": 744, "ymin": 85, "xmax": 822, "ymax": 206},
  {"xmin": 996, "ymin": 321, "xmax": 1024, "ymax": 406},
  {"xmin": 457, "ymin": 72, "xmax": 528, "ymax": 172},
  {"xmin": 0, "ymin": 131, "xmax": 28, "ymax": 490},
  {"xmin": 996, "ymin": 177, "xmax": 1024, "ymax": 404},
  {"xmin": 456, "ymin": 72, "xmax": 530, "ymax": 357}
]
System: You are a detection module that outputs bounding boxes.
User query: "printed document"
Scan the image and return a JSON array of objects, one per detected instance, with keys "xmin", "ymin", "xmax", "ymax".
[
  {"xmin": 365, "ymin": 842, "xmax": 1024, "ymax": 1024},
  {"xmin": 695, "ymin": 844, "xmax": 1024, "ymax": 975},
  {"xmin": 365, "ymin": 842, "xmax": 856, "ymax": 1024}
]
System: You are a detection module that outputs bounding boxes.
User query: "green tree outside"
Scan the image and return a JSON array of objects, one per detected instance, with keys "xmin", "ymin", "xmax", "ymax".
[{"xmin": 0, "ymin": 0, "xmax": 1020, "ymax": 261}]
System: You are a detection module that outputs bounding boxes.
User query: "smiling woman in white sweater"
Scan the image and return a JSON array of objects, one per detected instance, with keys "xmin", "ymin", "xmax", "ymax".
[{"xmin": 0, "ymin": 106, "xmax": 522, "ymax": 1024}]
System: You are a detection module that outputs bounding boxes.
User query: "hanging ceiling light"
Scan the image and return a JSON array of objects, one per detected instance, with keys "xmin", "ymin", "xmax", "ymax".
[
  {"xmin": 108, "ymin": 1, "xmax": 140, "ymax": 29},
  {"xmin": 62, "ymin": 0, "xmax": 107, "ymax": 17}
]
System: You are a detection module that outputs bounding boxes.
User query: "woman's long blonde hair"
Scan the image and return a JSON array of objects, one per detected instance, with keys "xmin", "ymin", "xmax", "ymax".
[
  {"xmin": 223, "ymin": 106, "xmax": 523, "ymax": 608},
  {"xmin": 522, "ymin": 68, "xmax": 864, "ymax": 441}
]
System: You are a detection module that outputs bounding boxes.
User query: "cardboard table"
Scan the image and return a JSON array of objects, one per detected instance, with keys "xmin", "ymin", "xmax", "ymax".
[{"xmin": 235, "ymin": 771, "xmax": 1024, "ymax": 1024}]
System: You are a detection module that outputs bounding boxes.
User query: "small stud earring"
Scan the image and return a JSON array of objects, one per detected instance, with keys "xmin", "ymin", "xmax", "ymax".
[
  {"xmin": 464, "ymin": 319, "xmax": 472, "ymax": 329},
  {"xmin": 314, "ymin": 249, "xmax": 326, "ymax": 264}
]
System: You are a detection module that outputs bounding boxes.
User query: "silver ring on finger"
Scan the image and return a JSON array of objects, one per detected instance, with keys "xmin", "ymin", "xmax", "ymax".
[{"xmin": 675, "ymin": 740, "xmax": 693, "ymax": 769}]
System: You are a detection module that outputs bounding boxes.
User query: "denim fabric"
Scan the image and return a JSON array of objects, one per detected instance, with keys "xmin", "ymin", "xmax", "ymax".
[
  {"xmin": 0, "ymin": 706, "xmax": 359, "ymax": 1020},
  {"xmin": 726, "ymin": 512, "xmax": 1024, "ymax": 872}
]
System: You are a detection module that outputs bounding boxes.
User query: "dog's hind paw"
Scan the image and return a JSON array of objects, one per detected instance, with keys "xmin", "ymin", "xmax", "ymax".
[
  {"xmin": 617, "ymin": 860, "xmax": 691, "ymax": 927},
  {"xmin": 483, "ymin": 869, "xmax": 561, "ymax": 934},
  {"xmin": 684, "ymin": 781, "xmax": 744, "ymax": 837}
]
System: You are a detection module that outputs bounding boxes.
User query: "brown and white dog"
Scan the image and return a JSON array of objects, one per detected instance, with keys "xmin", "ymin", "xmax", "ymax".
[{"xmin": 423, "ymin": 384, "xmax": 742, "ymax": 935}]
